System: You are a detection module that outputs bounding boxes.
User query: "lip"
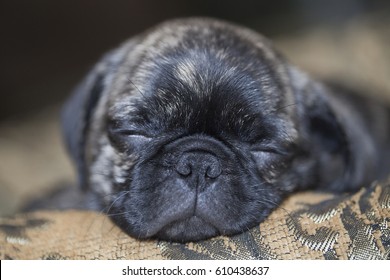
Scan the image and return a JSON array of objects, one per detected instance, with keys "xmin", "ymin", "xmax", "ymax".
[{"xmin": 156, "ymin": 215, "xmax": 220, "ymax": 242}]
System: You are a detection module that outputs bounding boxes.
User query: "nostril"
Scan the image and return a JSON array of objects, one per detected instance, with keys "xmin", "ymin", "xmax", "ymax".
[
  {"xmin": 206, "ymin": 163, "xmax": 222, "ymax": 179},
  {"xmin": 176, "ymin": 153, "xmax": 195, "ymax": 177},
  {"xmin": 176, "ymin": 162, "xmax": 192, "ymax": 176}
]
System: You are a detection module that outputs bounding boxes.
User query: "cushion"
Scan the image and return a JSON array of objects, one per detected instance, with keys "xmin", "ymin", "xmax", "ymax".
[{"xmin": 1, "ymin": 182, "xmax": 389, "ymax": 260}]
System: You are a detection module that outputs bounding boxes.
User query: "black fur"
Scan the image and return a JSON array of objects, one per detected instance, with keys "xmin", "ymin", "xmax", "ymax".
[{"xmin": 61, "ymin": 18, "xmax": 390, "ymax": 242}]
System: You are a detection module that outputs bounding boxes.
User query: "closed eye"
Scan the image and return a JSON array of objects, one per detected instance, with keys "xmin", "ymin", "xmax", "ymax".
[
  {"xmin": 250, "ymin": 145, "xmax": 289, "ymax": 156},
  {"xmin": 250, "ymin": 149, "xmax": 280, "ymax": 163},
  {"xmin": 251, "ymin": 147, "xmax": 278, "ymax": 154},
  {"xmin": 107, "ymin": 125, "xmax": 153, "ymax": 149},
  {"xmin": 113, "ymin": 129, "xmax": 153, "ymax": 139}
]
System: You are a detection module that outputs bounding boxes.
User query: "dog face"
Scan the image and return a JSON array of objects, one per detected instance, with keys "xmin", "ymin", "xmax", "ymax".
[{"xmin": 62, "ymin": 18, "xmax": 383, "ymax": 242}]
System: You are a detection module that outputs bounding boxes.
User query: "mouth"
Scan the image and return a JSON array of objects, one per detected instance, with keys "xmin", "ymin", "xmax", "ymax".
[
  {"xmin": 155, "ymin": 215, "xmax": 220, "ymax": 243},
  {"xmin": 112, "ymin": 193, "xmax": 222, "ymax": 243}
]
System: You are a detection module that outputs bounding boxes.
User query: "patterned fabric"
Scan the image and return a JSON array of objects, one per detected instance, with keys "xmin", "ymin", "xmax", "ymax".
[{"xmin": 1, "ymin": 183, "xmax": 389, "ymax": 260}]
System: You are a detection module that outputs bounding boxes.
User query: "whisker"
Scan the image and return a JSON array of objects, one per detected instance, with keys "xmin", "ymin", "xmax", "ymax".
[
  {"xmin": 127, "ymin": 78, "xmax": 146, "ymax": 98},
  {"xmin": 102, "ymin": 191, "xmax": 130, "ymax": 215},
  {"xmin": 268, "ymin": 102, "xmax": 298, "ymax": 117},
  {"xmin": 258, "ymin": 197, "xmax": 294, "ymax": 221},
  {"xmin": 105, "ymin": 210, "xmax": 132, "ymax": 217}
]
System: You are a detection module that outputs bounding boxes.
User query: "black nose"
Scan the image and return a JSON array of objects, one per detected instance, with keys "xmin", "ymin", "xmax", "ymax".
[{"xmin": 175, "ymin": 151, "xmax": 222, "ymax": 179}]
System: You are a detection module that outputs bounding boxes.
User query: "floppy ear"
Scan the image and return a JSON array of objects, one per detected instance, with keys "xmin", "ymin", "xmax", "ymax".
[
  {"xmin": 287, "ymin": 66, "xmax": 351, "ymax": 189},
  {"xmin": 304, "ymin": 90, "xmax": 348, "ymax": 155},
  {"xmin": 61, "ymin": 49, "xmax": 127, "ymax": 189},
  {"xmin": 288, "ymin": 66, "xmax": 348, "ymax": 153}
]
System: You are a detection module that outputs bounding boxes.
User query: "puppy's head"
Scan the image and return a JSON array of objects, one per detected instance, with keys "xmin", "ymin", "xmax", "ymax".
[{"xmin": 62, "ymin": 18, "xmax": 349, "ymax": 242}]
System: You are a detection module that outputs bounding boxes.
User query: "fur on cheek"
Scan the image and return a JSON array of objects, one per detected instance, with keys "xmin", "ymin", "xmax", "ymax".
[{"xmin": 88, "ymin": 136, "xmax": 136, "ymax": 203}]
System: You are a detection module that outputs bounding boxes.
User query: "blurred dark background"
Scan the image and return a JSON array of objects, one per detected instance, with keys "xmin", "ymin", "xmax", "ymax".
[
  {"xmin": 1, "ymin": 0, "xmax": 389, "ymax": 120},
  {"xmin": 1, "ymin": 0, "xmax": 389, "ymax": 215}
]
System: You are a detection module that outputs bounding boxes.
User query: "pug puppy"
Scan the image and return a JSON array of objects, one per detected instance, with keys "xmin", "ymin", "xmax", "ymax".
[{"xmin": 61, "ymin": 18, "xmax": 390, "ymax": 242}]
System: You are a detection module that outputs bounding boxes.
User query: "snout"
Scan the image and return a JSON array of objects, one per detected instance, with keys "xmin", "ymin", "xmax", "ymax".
[
  {"xmin": 141, "ymin": 135, "xmax": 252, "ymax": 240},
  {"xmin": 164, "ymin": 135, "xmax": 233, "ymax": 192},
  {"xmin": 114, "ymin": 134, "xmax": 269, "ymax": 242}
]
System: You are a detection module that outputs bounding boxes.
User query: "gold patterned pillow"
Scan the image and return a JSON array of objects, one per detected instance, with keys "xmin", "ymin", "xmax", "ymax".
[{"xmin": 1, "ymin": 182, "xmax": 389, "ymax": 260}]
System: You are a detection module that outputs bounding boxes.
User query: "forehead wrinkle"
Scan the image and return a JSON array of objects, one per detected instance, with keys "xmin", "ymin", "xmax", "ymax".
[{"xmin": 106, "ymin": 18, "xmax": 297, "ymax": 135}]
